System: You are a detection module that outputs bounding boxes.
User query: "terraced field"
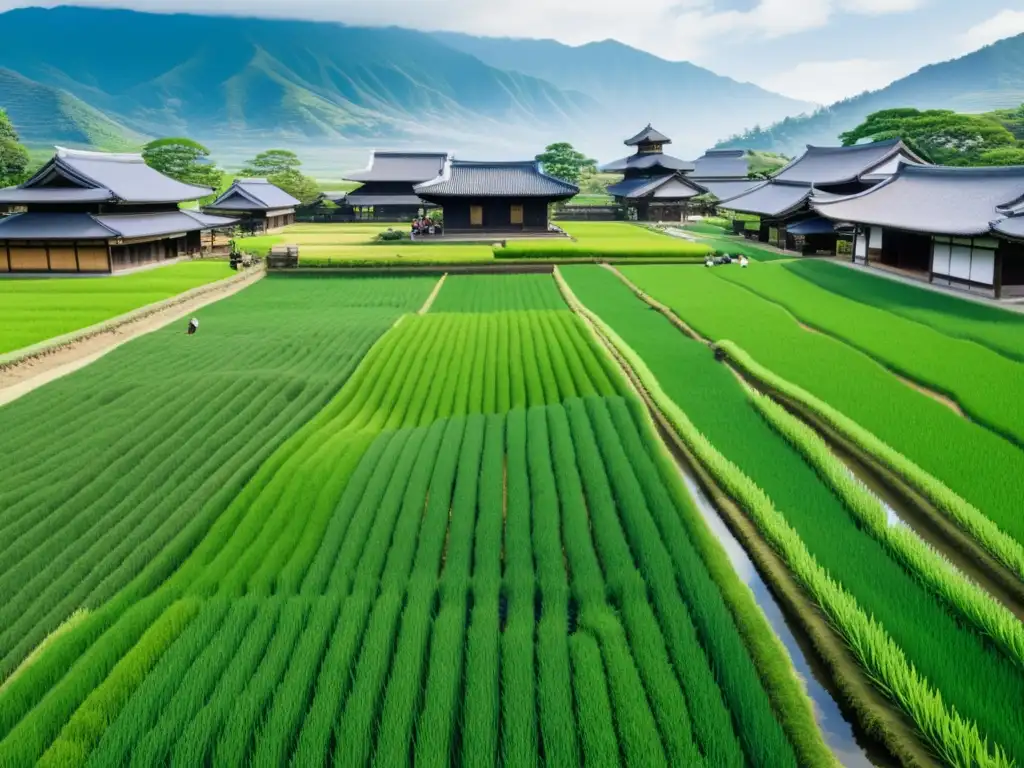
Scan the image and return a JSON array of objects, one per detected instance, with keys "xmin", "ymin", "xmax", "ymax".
[{"xmin": 0, "ymin": 273, "xmax": 824, "ymax": 767}]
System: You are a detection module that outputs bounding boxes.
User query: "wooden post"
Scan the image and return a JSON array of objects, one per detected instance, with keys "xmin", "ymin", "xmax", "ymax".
[{"xmin": 74, "ymin": 242, "xmax": 80, "ymax": 272}]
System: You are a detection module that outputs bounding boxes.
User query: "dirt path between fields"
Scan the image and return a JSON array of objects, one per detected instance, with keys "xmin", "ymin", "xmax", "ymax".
[{"xmin": 0, "ymin": 268, "xmax": 264, "ymax": 408}]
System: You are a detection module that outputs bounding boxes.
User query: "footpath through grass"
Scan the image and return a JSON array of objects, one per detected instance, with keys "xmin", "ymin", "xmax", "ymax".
[{"xmin": 0, "ymin": 261, "xmax": 235, "ymax": 356}]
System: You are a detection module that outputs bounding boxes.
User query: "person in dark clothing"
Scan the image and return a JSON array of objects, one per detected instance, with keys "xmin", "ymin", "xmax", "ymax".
[{"xmin": 186, "ymin": 317, "xmax": 199, "ymax": 336}]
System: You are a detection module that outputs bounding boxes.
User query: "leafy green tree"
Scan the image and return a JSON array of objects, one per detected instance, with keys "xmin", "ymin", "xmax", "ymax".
[
  {"xmin": 240, "ymin": 149, "xmax": 303, "ymax": 177},
  {"xmin": 978, "ymin": 146, "xmax": 1024, "ymax": 165},
  {"xmin": 142, "ymin": 137, "xmax": 222, "ymax": 189},
  {"xmin": 268, "ymin": 168, "xmax": 320, "ymax": 204},
  {"xmin": 840, "ymin": 108, "xmax": 1018, "ymax": 165},
  {"xmin": 535, "ymin": 142, "xmax": 597, "ymax": 186},
  {"xmin": 0, "ymin": 109, "xmax": 30, "ymax": 187}
]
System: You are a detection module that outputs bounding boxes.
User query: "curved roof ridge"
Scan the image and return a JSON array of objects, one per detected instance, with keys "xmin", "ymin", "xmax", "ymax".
[{"xmin": 55, "ymin": 146, "xmax": 144, "ymax": 164}]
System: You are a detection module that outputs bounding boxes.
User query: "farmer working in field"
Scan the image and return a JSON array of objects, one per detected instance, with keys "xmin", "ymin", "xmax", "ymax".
[{"xmin": 186, "ymin": 317, "xmax": 199, "ymax": 336}]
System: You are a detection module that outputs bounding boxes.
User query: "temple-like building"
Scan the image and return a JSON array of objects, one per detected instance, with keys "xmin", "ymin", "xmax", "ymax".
[
  {"xmin": 343, "ymin": 151, "xmax": 449, "ymax": 220},
  {"xmin": 0, "ymin": 147, "xmax": 234, "ymax": 274},
  {"xmin": 601, "ymin": 126, "xmax": 706, "ymax": 222},
  {"xmin": 414, "ymin": 159, "xmax": 577, "ymax": 232},
  {"xmin": 687, "ymin": 149, "xmax": 761, "ymax": 201},
  {"xmin": 814, "ymin": 163, "xmax": 1024, "ymax": 298},
  {"xmin": 203, "ymin": 178, "xmax": 299, "ymax": 234},
  {"xmin": 718, "ymin": 139, "xmax": 925, "ymax": 253}
]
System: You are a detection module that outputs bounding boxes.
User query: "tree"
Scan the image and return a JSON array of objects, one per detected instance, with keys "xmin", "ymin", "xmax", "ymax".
[
  {"xmin": 839, "ymin": 108, "xmax": 1019, "ymax": 165},
  {"xmin": 0, "ymin": 109, "xmax": 29, "ymax": 187},
  {"xmin": 979, "ymin": 147, "xmax": 1024, "ymax": 166},
  {"xmin": 142, "ymin": 137, "xmax": 222, "ymax": 190},
  {"xmin": 268, "ymin": 168, "xmax": 320, "ymax": 204},
  {"xmin": 240, "ymin": 149, "xmax": 303, "ymax": 177},
  {"xmin": 535, "ymin": 142, "xmax": 597, "ymax": 186}
]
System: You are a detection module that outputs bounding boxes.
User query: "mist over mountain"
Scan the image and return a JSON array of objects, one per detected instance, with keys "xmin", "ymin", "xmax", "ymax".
[{"xmin": 717, "ymin": 33, "xmax": 1024, "ymax": 154}]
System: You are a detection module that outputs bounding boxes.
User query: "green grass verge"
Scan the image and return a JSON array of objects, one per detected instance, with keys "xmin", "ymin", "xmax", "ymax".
[{"xmin": 0, "ymin": 261, "xmax": 235, "ymax": 355}]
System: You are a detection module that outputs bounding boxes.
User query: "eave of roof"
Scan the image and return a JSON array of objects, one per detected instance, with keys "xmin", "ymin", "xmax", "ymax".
[
  {"xmin": 415, "ymin": 160, "xmax": 578, "ymax": 198},
  {"xmin": 771, "ymin": 139, "xmax": 926, "ymax": 186},
  {"xmin": 718, "ymin": 181, "xmax": 812, "ymax": 217},
  {"xmin": 0, "ymin": 187, "xmax": 114, "ymax": 204},
  {"xmin": 344, "ymin": 151, "xmax": 450, "ymax": 183},
  {"xmin": 624, "ymin": 125, "xmax": 672, "ymax": 146}
]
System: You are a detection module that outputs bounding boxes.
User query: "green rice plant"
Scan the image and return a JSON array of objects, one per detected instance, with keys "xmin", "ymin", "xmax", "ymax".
[
  {"xmin": 568, "ymin": 630, "xmax": 620, "ymax": 768},
  {"xmin": 35, "ymin": 598, "xmax": 200, "ymax": 768},
  {"xmin": 719, "ymin": 340, "xmax": 1024, "ymax": 590},
  {"xmin": 690, "ymin": 235, "xmax": 787, "ymax": 262},
  {"xmin": 429, "ymin": 274, "xmax": 566, "ymax": 312},
  {"xmin": 211, "ymin": 597, "xmax": 325, "ymax": 766},
  {"xmin": 785, "ymin": 259, "xmax": 1024, "ymax": 362},
  {"xmin": 749, "ymin": 389, "xmax": 1024, "ymax": 669},
  {"xmin": 413, "ymin": 600, "xmax": 467, "ymax": 768},
  {"xmin": 621, "ymin": 264, "xmax": 1024, "ymax": 547},
  {"xmin": 497, "ymin": 239, "xmax": 709, "ymax": 260},
  {"xmin": 713, "ymin": 263, "xmax": 1024, "ymax": 448},
  {"xmin": 572, "ymin": 294, "xmax": 1018, "ymax": 766}
]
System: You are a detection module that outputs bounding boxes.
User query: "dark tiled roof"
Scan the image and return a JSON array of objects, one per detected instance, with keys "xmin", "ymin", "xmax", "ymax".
[
  {"xmin": 601, "ymin": 153, "xmax": 695, "ymax": 174},
  {"xmin": 346, "ymin": 194, "xmax": 427, "ymax": 207},
  {"xmin": 415, "ymin": 160, "xmax": 578, "ymax": 198},
  {"xmin": 19, "ymin": 147, "xmax": 213, "ymax": 204},
  {"xmin": 994, "ymin": 216, "xmax": 1024, "ymax": 241},
  {"xmin": 692, "ymin": 179, "xmax": 761, "ymax": 200},
  {"xmin": 606, "ymin": 174, "xmax": 702, "ymax": 200},
  {"xmin": 0, "ymin": 209, "xmax": 235, "ymax": 240},
  {"xmin": 814, "ymin": 163, "xmax": 1024, "ymax": 236},
  {"xmin": 772, "ymin": 139, "xmax": 924, "ymax": 185},
  {"xmin": 718, "ymin": 181, "xmax": 811, "ymax": 217},
  {"xmin": 624, "ymin": 125, "xmax": 672, "ymax": 146},
  {"xmin": 690, "ymin": 149, "xmax": 749, "ymax": 179},
  {"xmin": 208, "ymin": 178, "xmax": 299, "ymax": 211},
  {"xmin": 786, "ymin": 217, "xmax": 836, "ymax": 235},
  {"xmin": 345, "ymin": 151, "xmax": 449, "ymax": 183},
  {"xmin": 0, "ymin": 187, "xmax": 113, "ymax": 204}
]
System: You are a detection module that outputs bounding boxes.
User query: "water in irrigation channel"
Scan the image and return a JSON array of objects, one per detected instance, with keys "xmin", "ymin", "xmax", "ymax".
[{"xmin": 676, "ymin": 467, "xmax": 897, "ymax": 768}]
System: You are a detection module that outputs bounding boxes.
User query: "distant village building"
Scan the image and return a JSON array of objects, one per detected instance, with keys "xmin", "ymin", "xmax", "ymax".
[
  {"xmin": 601, "ymin": 126, "xmax": 706, "ymax": 222},
  {"xmin": 414, "ymin": 159, "xmax": 577, "ymax": 232},
  {"xmin": 718, "ymin": 139, "xmax": 925, "ymax": 254},
  {"xmin": 814, "ymin": 163, "xmax": 1024, "ymax": 299},
  {"xmin": 202, "ymin": 178, "xmax": 299, "ymax": 234},
  {"xmin": 687, "ymin": 149, "xmax": 761, "ymax": 202},
  {"xmin": 0, "ymin": 147, "xmax": 234, "ymax": 274},
  {"xmin": 343, "ymin": 151, "xmax": 449, "ymax": 221}
]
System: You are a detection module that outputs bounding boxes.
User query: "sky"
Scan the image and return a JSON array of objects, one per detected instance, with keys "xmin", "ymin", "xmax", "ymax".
[{"xmin": 2, "ymin": 0, "xmax": 1023, "ymax": 104}]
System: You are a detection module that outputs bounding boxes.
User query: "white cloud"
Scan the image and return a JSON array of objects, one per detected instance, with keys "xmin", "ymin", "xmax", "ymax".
[
  {"xmin": 756, "ymin": 58, "xmax": 916, "ymax": 104},
  {"xmin": 838, "ymin": 0, "xmax": 927, "ymax": 13},
  {"xmin": 962, "ymin": 9, "xmax": 1024, "ymax": 53}
]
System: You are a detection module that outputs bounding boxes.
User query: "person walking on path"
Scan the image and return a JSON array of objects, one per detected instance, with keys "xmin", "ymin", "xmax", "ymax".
[{"xmin": 186, "ymin": 317, "xmax": 199, "ymax": 336}]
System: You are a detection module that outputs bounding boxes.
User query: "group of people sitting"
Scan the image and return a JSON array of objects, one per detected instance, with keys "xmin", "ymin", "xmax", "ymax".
[
  {"xmin": 411, "ymin": 217, "xmax": 442, "ymax": 237},
  {"xmin": 705, "ymin": 253, "xmax": 749, "ymax": 268}
]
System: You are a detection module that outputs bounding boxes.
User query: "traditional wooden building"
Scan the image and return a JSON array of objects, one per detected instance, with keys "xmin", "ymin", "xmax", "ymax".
[
  {"xmin": 686, "ymin": 149, "xmax": 761, "ymax": 201},
  {"xmin": 601, "ymin": 126, "xmax": 706, "ymax": 222},
  {"xmin": 814, "ymin": 163, "xmax": 1024, "ymax": 298},
  {"xmin": 343, "ymin": 151, "xmax": 449, "ymax": 220},
  {"xmin": 718, "ymin": 139, "xmax": 925, "ymax": 253},
  {"xmin": 414, "ymin": 159, "xmax": 577, "ymax": 232},
  {"xmin": 0, "ymin": 147, "xmax": 234, "ymax": 274},
  {"xmin": 202, "ymin": 178, "xmax": 299, "ymax": 234}
]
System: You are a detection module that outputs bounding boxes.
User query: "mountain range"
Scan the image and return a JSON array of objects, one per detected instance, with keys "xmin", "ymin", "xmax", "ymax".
[
  {"xmin": 0, "ymin": 5, "xmax": 808, "ymax": 165},
  {"xmin": 717, "ymin": 32, "xmax": 1024, "ymax": 154}
]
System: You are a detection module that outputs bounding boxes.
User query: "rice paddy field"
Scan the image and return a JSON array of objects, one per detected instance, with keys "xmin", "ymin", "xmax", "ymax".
[
  {"xmin": 4, "ymin": 250, "xmax": 1024, "ymax": 767},
  {"xmin": 0, "ymin": 261, "xmax": 235, "ymax": 356}
]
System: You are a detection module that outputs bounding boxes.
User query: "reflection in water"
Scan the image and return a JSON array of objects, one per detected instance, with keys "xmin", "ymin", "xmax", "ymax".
[{"xmin": 677, "ymin": 470, "xmax": 882, "ymax": 767}]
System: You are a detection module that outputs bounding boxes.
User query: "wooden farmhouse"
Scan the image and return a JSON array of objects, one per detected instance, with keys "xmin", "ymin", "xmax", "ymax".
[
  {"xmin": 202, "ymin": 178, "xmax": 299, "ymax": 234},
  {"xmin": 601, "ymin": 125, "xmax": 706, "ymax": 222},
  {"xmin": 718, "ymin": 139, "xmax": 926, "ymax": 254},
  {"xmin": 814, "ymin": 163, "xmax": 1024, "ymax": 299},
  {"xmin": 343, "ymin": 151, "xmax": 449, "ymax": 221},
  {"xmin": 414, "ymin": 159, "xmax": 577, "ymax": 232},
  {"xmin": 0, "ymin": 147, "xmax": 234, "ymax": 274}
]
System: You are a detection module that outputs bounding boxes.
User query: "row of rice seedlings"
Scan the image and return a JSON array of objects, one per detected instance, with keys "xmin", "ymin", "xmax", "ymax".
[
  {"xmin": 429, "ymin": 274, "xmax": 567, "ymax": 313},
  {"xmin": 564, "ymin": 397, "xmax": 742, "ymax": 767},
  {"xmin": 713, "ymin": 264, "xmax": 1024, "ymax": 448},
  {"xmin": 621, "ymin": 264, "xmax": 1024, "ymax": 547},
  {"xmin": 548, "ymin": 402, "xmax": 698, "ymax": 765},
  {"xmin": 577, "ymin": 292, "xmax": 1017, "ymax": 766},
  {"xmin": 525, "ymin": 408, "xmax": 579, "ymax": 766},
  {"xmin": 459, "ymin": 414, "xmax": 505, "ymax": 768},
  {"xmin": 501, "ymin": 408, "xmax": 539, "ymax": 767},
  {"xmin": 785, "ymin": 259, "xmax": 1024, "ymax": 363}
]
